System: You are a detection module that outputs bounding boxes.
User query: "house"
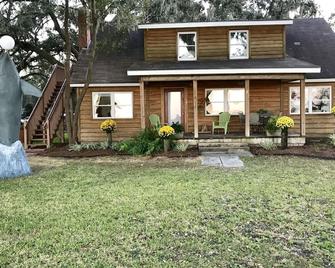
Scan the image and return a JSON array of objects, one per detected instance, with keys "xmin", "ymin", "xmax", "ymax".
[{"xmin": 24, "ymin": 18, "xmax": 335, "ymax": 148}]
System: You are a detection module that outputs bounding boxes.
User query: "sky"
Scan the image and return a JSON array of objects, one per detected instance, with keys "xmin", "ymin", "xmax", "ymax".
[{"xmin": 316, "ymin": 0, "xmax": 335, "ymax": 19}]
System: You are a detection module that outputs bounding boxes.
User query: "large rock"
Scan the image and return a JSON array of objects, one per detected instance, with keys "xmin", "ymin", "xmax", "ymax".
[{"xmin": 0, "ymin": 141, "xmax": 31, "ymax": 179}]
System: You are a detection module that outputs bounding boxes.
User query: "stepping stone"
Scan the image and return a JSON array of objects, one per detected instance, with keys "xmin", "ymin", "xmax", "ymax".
[
  {"xmin": 219, "ymin": 155, "xmax": 244, "ymax": 168},
  {"xmin": 201, "ymin": 156, "xmax": 222, "ymax": 167},
  {"xmin": 200, "ymin": 153, "xmax": 244, "ymax": 169}
]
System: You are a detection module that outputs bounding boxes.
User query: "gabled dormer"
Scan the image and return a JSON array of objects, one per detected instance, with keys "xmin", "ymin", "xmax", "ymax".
[{"xmin": 139, "ymin": 20, "xmax": 293, "ymax": 61}]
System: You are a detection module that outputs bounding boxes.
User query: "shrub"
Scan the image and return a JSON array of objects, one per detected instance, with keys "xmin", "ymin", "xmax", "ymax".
[
  {"xmin": 68, "ymin": 142, "xmax": 109, "ymax": 152},
  {"xmin": 331, "ymin": 106, "xmax": 335, "ymax": 115},
  {"xmin": 265, "ymin": 115, "xmax": 280, "ymax": 134},
  {"xmin": 260, "ymin": 140, "xmax": 278, "ymax": 151},
  {"xmin": 329, "ymin": 134, "xmax": 335, "ymax": 146},
  {"xmin": 276, "ymin": 116, "xmax": 295, "ymax": 149},
  {"xmin": 171, "ymin": 122, "xmax": 184, "ymax": 134},
  {"xmin": 276, "ymin": 116, "xmax": 295, "ymax": 129},
  {"xmin": 174, "ymin": 142, "xmax": 189, "ymax": 152},
  {"xmin": 158, "ymin": 125, "xmax": 175, "ymax": 139},
  {"xmin": 115, "ymin": 128, "xmax": 163, "ymax": 155}
]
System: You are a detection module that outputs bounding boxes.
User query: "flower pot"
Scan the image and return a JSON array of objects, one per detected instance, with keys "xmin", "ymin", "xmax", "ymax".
[
  {"xmin": 174, "ymin": 132, "xmax": 184, "ymax": 139},
  {"xmin": 163, "ymin": 139, "xmax": 170, "ymax": 153},
  {"xmin": 281, "ymin": 128, "xmax": 288, "ymax": 149},
  {"xmin": 266, "ymin": 129, "xmax": 281, "ymax": 137},
  {"xmin": 107, "ymin": 132, "xmax": 113, "ymax": 148}
]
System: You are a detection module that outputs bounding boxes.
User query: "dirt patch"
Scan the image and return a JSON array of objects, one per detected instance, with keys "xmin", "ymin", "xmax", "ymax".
[
  {"xmin": 250, "ymin": 144, "xmax": 335, "ymax": 160},
  {"xmin": 37, "ymin": 145, "xmax": 199, "ymax": 158}
]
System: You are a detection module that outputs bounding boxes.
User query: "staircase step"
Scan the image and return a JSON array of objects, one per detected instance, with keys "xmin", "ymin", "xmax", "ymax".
[
  {"xmin": 199, "ymin": 143, "xmax": 249, "ymax": 148},
  {"xmin": 31, "ymin": 139, "xmax": 45, "ymax": 144},
  {"xmin": 29, "ymin": 144, "xmax": 47, "ymax": 149},
  {"xmin": 33, "ymin": 134, "xmax": 47, "ymax": 138}
]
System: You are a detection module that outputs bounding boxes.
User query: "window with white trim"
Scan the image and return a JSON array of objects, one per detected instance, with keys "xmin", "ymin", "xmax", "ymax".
[
  {"xmin": 229, "ymin": 30, "xmax": 249, "ymax": 59},
  {"xmin": 93, "ymin": 92, "xmax": 133, "ymax": 119},
  {"xmin": 205, "ymin": 88, "xmax": 245, "ymax": 116},
  {"xmin": 177, "ymin": 32, "xmax": 197, "ymax": 61},
  {"xmin": 290, "ymin": 86, "xmax": 332, "ymax": 114}
]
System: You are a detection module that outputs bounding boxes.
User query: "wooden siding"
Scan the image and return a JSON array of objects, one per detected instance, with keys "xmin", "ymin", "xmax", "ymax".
[
  {"xmin": 79, "ymin": 87, "xmax": 141, "ymax": 143},
  {"xmin": 144, "ymin": 26, "xmax": 285, "ymax": 61},
  {"xmin": 282, "ymin": 82, "xmax": 335, "ymax": 137}
]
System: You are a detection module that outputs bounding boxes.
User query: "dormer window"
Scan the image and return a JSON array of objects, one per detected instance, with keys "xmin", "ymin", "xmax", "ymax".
[
  {"xmin": 229, "ymin": 30, "xmax": 249, "ymax": 59},
  {"xmin": 177, "ymin": 32, "xmax": 197, "ymax": 61}
]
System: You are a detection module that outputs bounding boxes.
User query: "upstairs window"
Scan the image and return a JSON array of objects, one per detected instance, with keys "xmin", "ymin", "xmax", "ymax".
[
  {"xmin": 93, "ymin": 92, "xmax": 133, "ymax": 119},
  {"xmin": 229, "ymin": 30, "xmax": 249, "ymax": 59},
  {"xmin": 177, "ymin": 32, "xmax": 197, "ymax": 61},
  {"xmin": 290, "ymin": 86, "xmax": 332, "ymax": 114}
]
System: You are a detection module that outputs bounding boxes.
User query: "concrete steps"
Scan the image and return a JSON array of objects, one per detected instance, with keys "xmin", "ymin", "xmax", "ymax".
[{"xmin": 199, "ymin": 140, "xmax": 252, "ymax": 156}]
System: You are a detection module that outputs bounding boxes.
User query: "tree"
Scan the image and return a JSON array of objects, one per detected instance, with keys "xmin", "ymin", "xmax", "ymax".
[
  {"xmin": 329, "ymin": 13, "xmax": 335, "ymax": 30},
  {"xmin": 64, "ymin": 0, "xmax": 104, "ymax": 144},
  {"xmin": 0, "ymin": 0, "xmax": 80, "ymax": 87},
  {"xmin": 141, "ymin": 0, "xmax": 205, "ymax": 23},
  {"xmin": 206, "ymin": 0, "xmax": 319, "ymax": 21}
]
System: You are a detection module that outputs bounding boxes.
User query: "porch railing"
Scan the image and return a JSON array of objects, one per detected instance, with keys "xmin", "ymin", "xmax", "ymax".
[
  {"xmin": 24, "ymin": 65, "xmax": 65, "ymax": 149},
  {"xmin": 43, "ymin": 80, "xmax": 66, "ymax": 148}
]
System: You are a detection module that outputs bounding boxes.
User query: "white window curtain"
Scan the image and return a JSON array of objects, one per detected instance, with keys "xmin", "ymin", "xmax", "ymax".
[
  {"xmin": 205, "ymin": 88, "xmax": 245, "ymax": 116},
  {"xmin": 290, "ymin": 86, "xmax": 332, "ymax": 114},
  {"xmin": 93, "ymin": 92, "xmax": 133, "ymax": 119}
]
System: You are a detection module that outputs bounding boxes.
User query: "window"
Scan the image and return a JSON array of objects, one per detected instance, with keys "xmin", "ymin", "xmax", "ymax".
[
  {"xmin": 205, "ymin": 88, "xmax": 245, "ymax": 116},
  {"xmin": 177, "ymin": 32, "xmax": 197, "ymax": 61},
  {"xmin": 229, "ymin": 30, "xmax": 249, "ymax": 59},
  {"xmin": 93, "ymin": 92, "xmax": 133, "ymax": 119},
  {"xmin": 290, "ymin": 86, "xmax": 332, "ymax": 114}
]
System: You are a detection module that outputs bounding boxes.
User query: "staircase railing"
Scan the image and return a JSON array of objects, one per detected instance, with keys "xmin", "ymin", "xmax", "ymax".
[
  {"xmin": 43, "ymin": 80, "xmax": 66, "ymax": 148},
  {"xmin": 24, "ymin": 65, "xmax": 65, "ymax": 149}
]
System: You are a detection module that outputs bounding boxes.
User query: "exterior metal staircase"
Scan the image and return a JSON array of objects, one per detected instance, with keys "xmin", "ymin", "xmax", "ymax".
[{"xmin": 24, "ymin": 65, "xmax": 65, "ymax": 149}]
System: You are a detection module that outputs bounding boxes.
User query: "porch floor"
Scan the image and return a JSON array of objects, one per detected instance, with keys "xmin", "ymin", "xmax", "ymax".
[{"xmin": 182, "ymin": 132, "xmax": 298, "ymax": 139}]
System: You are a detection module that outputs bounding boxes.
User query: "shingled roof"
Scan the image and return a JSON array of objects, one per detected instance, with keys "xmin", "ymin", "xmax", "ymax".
[
  {"xmin": 71, "ymin": 30, "xmax": 144, "ymax": 84},
  {"xmin": 71, "ymin": 18, "xmax": 335, "ymax": 84},
  {"xmin": 286, "ymin": 18, "xmax": 335, "ymax": 79}
]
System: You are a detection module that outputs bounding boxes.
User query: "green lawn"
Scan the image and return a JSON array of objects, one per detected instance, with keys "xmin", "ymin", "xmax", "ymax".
[{"xmin": 0, "ymin": 156, "xmax": 334, "ymax": 267}]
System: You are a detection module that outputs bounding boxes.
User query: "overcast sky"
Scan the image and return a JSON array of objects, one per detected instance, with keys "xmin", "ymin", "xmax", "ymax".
[{"xmin": 315, "ymin": 0, "xmax": 335, "ymax": 19}]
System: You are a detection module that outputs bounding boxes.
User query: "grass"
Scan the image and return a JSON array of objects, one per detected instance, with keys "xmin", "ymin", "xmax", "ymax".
[{"xmin": 0, "ymin": 156, "xmax": 334, "ymax": 267}]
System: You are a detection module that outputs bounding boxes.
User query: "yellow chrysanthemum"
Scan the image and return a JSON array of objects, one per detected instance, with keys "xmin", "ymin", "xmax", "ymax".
[
  {"xmin": 100, "ymin": 119, "xmax": 116, "ymax": 133},
  {"xmin": 158, "ymin": 125, "xmax": 175, "ymax": 138},
  {"xmin": 331, "ymin": 106, "xmax": 335, "ymax": 115},
  {"xmin": 276, "ymin": 116, "xmax": 294, "ymax": 129}
]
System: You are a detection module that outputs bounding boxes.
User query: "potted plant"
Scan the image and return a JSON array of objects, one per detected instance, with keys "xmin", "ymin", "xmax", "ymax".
[
  {"xmin": 171, "ymin": 121, "xmax": 184, "ymax": 139},
  {"xmin": 276, "ymin": 116, "xmax": 294, "ymax": 149},
  {"xmin": 158, "ymin": 125, "xmax": 175, "ymax": 153},
  {"xmin": 265, "ymin": 116, "xmax": 281, "ymax": 136},
  {"xmin": 100, "ymin": 119, "xmax": 117, "ymax": 148}
]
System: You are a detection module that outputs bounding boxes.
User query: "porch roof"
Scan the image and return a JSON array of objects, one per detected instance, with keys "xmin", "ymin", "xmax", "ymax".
[{"xmin": 127, "ymin": 57, "xmax": 320, "ymax": 77}]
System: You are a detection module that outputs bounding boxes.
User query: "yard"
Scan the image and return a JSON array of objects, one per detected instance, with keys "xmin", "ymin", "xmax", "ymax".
[{"xmin": 0, "ymin": 156, "xmax": 334, "ymax": 267}]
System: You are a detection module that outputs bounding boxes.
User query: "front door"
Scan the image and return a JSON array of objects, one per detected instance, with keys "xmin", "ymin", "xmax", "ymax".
[{"xmin": 165, "ymin": 89, "xmax": 184, "ymax": 125}]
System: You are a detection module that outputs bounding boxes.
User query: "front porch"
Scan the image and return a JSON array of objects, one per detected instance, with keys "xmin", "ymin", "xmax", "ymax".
[{"xmin": 139, "ymin": 74, "xmax": 307, "ymax": 144}]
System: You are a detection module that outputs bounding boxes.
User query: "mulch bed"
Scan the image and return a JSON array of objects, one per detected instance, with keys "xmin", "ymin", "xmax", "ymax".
[
  {"xmin": 250, "ymin": 144, "xmax": 335, "ymax": 160},
  {"xmin": 37, "ymin": 145, "xmax": 199, "ymax": 158}
]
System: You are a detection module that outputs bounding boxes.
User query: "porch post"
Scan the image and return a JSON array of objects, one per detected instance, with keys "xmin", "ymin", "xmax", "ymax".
[
  {"xmin": 300, "ymin": 78, "xmax": 306, "ymax": 136},
  {"xmin": 245, "ymin": 79, "xmax": 250, "ymax": 137},
  {"xmin": 140, "ymin": 79, "xmax": 146, "ymax": 129},
  {"xmin": 193, "ymin": 80, "xmax": 199, "ymax": 139}
]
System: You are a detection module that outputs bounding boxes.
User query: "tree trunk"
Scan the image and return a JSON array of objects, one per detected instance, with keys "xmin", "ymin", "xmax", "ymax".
[
  {"xmin": 281, "ymin": 128, "xmax": 288, "ymax": 149},
  {"xmin": 64, "ymin": 0, "xmax": 75, "ymax": 145},
  {"xmin": 72, "ymin": 0, "xmax": 100, "ymax": 143}
]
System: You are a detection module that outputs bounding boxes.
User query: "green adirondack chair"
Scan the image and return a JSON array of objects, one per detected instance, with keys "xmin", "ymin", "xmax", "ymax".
[
  {"xmin": 149, "ymin": 114, "xmax": 161, "ymax": 129},
  {"xmin": 212, "ymin": 112, "xmax": 231, "ymax": 135}
]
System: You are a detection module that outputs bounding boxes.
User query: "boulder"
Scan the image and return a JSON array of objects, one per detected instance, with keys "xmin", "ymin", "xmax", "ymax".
[{"xmin": 0, "ymin": 141, "xmax": 31, "ymax": 179}]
